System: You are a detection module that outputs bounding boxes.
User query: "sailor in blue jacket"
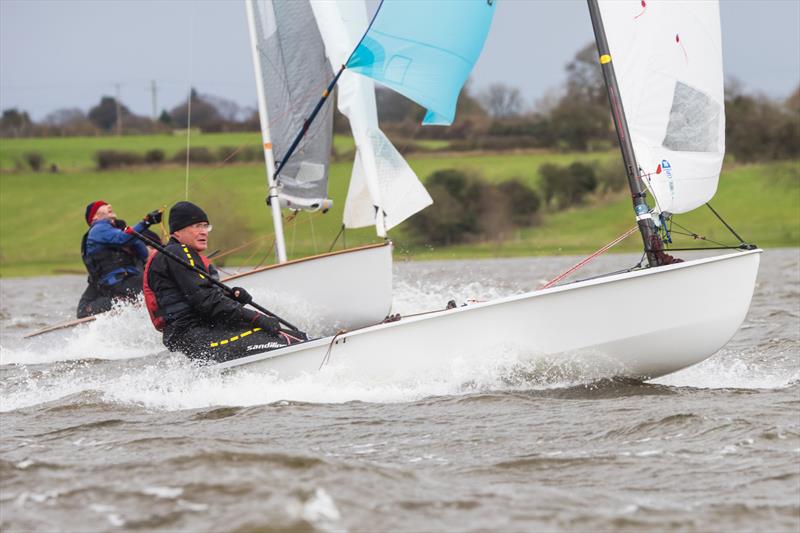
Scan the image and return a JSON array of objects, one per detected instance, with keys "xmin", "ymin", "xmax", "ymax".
[{"xmin": 76, "ymin": 200, "xmax": 162, "ymax": 318}]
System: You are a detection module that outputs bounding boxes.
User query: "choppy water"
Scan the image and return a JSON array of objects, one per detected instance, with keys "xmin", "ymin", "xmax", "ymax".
[{"xmin": 1, "ymin": 250, "xmax": 798, "ymax": 532}]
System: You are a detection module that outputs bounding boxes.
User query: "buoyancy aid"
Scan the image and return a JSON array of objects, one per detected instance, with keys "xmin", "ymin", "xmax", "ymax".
[
  {"xmin": 81, "ymin": 231, "xmax": 142, "ymax": 288},
  {"xmin": 143, "ymin": 247, "xmax": 212, "ymax": 331}
]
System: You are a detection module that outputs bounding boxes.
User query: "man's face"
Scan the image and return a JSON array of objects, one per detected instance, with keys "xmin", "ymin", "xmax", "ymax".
[
  {"xmin": 172, "ymin": 222, "xmax": 209, "ymax": 252},
  {"xmin": 93, "ymin": 204, "xmax": 116, "ymax": 222}
]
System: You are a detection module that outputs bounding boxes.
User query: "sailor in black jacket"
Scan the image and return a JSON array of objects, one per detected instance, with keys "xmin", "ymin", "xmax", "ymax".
[{"xmin": 144, "ymin": 201, "xmax": 293, "ymax": 362}]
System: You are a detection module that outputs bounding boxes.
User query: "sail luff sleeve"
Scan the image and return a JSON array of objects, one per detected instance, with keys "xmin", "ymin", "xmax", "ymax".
[{"xmin": 345, "ymin": 0, "xmax": 497, "ymax": 126}]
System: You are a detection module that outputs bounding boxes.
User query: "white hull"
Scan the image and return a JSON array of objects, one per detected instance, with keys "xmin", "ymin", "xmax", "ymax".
[
  {"xmin": 24, "ymin": 242, "xmax": 393, "ymax": 340},
  {"xmin": 219, "ymin": 250, "xmax": 762, "ymax": 382},
  {"xmin": 218, "ymin": 242, "xmax": 393, "ymax": 334}
]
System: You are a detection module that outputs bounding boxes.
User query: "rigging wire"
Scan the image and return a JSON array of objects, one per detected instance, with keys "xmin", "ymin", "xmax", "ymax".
[
  {"xmin": 309, "ymin": 210, "xmax": 317, "ymax": 255},
  {"xmin": 184, "ymin": 87, "xmax": 193, "ymax": 201},
  {"xmin": 182, "ymin": 2, "xmax": 197, "ymax": 201},
  {"xmin": 705, "ymin": 202, "xmax": 752, "ymax": 246},
  {"xmin": 328, "ymin": 224, "xmax": 346, "ymax": 252}
]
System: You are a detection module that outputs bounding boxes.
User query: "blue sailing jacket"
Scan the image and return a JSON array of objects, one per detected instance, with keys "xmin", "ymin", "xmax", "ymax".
[{"xmin": 85, "ymin": 219, "xmax": 149, "ymax": 286}]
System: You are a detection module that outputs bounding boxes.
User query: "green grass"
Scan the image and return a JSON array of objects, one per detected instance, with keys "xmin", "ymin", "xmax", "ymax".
[
  {"xmin": 0, "ymin": 132, "xmax": 362, "ymax": 171},
  {"xmin": 1, "ymin": 142, "xmax": 797, "ymax": 276},
  {"xmin": 0, "ymin": 133, "xmax": 451, "ymax": 172},
  {"xmin": 406, "ymin": 160, "xmax": 800, "ymax": 259}
]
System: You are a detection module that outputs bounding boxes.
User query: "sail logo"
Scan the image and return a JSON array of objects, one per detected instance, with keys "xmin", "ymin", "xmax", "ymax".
[{"xmin": 661, "ymin": 159, "xmax": 675, "ymax": 199}]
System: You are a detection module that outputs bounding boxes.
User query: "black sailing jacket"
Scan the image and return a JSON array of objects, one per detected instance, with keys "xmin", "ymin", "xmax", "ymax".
[{"xmin": 146, "ymin": 238, "xmax": 258, "ymax": 345}]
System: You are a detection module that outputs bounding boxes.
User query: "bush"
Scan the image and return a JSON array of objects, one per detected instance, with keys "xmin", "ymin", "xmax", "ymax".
[
  {"xmin": 24, "ymin": 152, "xmax": 44, "ymax": 171},
  {"xmin": 594, "ymin": 157, "xmax": 627, "ymax": 193},
  {"xmin": 95, "ymin": 150, "xmax": 144, "ymax": 170},
  {"xmin": 406, "ymin": 169, "xmax": 541, "ymax": 245},
  {"xmin": 539, "ymin": 161, "xmax": 597, "ymax": 209},
  {"xmin": 497, "ymin": 179, "xmax": 541, "ymax": 226},
  {"xmin": 216, "ymin": 145, "xmax": 263, "ymax": 163},
  {"xmin": 144, "ymin": 149, "xmax": 165, "ymax": 164},
  {"xmin": 172, "ymin": 147, "xmax": 216, "ymax": 165},
  {"xmin": 726, "ymin": 90, "xmax": 800, "ymax": 162}
]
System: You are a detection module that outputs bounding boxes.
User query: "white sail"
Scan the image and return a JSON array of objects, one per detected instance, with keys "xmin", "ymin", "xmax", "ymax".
[
  {"xmin": 248, "ymin": 0, "xmax": 334, "ymax": 212},
  {"xmin": 599, "ymin": 0, "xmax": 725, "ymax": 214},
  {"xmin": 309, "ymin": 0, "xmax": 432, "ymax": 235}
]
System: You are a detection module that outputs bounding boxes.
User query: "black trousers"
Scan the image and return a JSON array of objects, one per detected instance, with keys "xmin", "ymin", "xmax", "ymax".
[
  {"xmin": 166, "ymin": 323, "xmax": 287, "ymax": 363},
  {"xmin": 76, "ymin": 274, "xmax": 143, "ymax": 318}
]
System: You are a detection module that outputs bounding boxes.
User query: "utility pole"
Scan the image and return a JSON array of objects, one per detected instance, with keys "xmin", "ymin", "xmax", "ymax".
[
  {"xmin": 114, "ymin": 83, "xmax": 123, "ymax": 136},
  {"xmin": 151, "ymin": 80, "xmax": 158, "ymax": 121}
]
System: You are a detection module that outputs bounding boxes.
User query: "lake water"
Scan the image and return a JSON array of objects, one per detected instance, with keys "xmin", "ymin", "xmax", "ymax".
[{"xmin": 1, "ymin": 250, "xmax": 798, "ymax": 532}]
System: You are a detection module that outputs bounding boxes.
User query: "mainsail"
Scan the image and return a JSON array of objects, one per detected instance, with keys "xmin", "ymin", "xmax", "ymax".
[
  {"xmin": 248, "ymin": 0, "xmax": 333, "ymax": 211},
  {"xmin": 346, "ymin": 0, "xmax": 497, "ymax": 126},
  {"xmin": 598, "ymin": 0, "xmax": 725, "ymax": 214},
  {"xmin": 310, "ymin": 0, "xmax": 432, "ymax": 235}
]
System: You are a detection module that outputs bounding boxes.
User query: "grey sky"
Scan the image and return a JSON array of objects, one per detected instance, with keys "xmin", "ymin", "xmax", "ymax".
[{"xmin": 1, "ymin": 0, "xmax": 798, "ymax": 120}]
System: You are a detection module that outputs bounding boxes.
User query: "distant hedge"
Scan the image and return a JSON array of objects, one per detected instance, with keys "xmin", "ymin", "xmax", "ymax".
[
  {"xmin": 94, "ymin": 146, "xmax": 264, "ymax": 170},
  {"xmin": 406, "ymin": 169, "xmax": 541, "ymax": 245}
]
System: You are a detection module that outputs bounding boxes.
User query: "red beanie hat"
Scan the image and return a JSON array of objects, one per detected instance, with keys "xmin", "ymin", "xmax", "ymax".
[{"xmin": 85, "ymin": 200, "xmax": 108, "ymax": 225}]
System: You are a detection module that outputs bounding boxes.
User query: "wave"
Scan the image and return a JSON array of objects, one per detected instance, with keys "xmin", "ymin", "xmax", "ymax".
[
  {"xmin": 652, "ymin": 345, "xmax": 800, "ymax": 390},
  {"xmin": 2, "ymin": 338, "xmax": 798, "ymax": 413},
  {"xmin": 0, "ymin": 298, "xmax": 162, "ymax": 366}
]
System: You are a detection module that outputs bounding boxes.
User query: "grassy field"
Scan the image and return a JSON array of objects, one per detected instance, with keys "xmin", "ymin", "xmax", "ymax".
[
  {"xmin": 0, "ymin": 132, "xmax": 453, "ymax": 172},
  {"xmin": 409, "ymin": 161, "xmax": 800, "ymax": 259},
  {"xmin": 0, "ymin": 136, "xmax": 797, "ymax": 277}
]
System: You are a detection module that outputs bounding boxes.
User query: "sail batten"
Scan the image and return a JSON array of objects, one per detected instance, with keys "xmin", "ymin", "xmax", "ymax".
[{"xmin": 598, "ymin": 0, "xmax": 725, "ymax": 214}]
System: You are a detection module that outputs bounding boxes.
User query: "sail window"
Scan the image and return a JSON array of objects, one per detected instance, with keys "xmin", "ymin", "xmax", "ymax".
[{"xmin": 662, "ymin": 82, "xmax": 721, "ymax": 153}]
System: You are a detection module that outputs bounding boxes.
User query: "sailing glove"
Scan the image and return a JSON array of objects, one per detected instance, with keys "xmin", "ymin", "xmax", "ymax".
[
  {"xmin": 230, "ymin": 287, "xmax": 252, "ymax": 305},
  {"xmin": 252, "ymin": 313, "xmax": 281, "ymax": 335},
  {"xmin": 143, "ymin": 209, "xmax": 163, "ymax": 226}
]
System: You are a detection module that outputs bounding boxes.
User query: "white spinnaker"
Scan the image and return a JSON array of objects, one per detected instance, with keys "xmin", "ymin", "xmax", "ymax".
[
  {"xmin": 310, "ymin": 0, "xmax": 432, "ymax": 235},
  {"xmin": 599, "ymin": 0, "xmax": 725, "ymax": 214}
]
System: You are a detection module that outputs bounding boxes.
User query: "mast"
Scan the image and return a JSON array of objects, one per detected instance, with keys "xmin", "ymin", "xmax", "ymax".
[
  {"xmin": 245, "ymin": 0, "xmax": 287, "ymax": 263},
  {"xmin": 586, "ymin": 0, "xmax": 663, "ymax": 268}
]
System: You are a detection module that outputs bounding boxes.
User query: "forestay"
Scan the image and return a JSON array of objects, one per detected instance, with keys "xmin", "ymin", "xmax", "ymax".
[
  {"xmin": 249, "ymin": 0, "xmax": 333, "ymax": 211},
  {"xmin": 345, "ymin": 0, "xmax": 496, "ymax": 126},
  {"xmin": 599, "ymin": 0, "xmax": 725, "ymax": 214},
  {"xmin": 310, "ymin": 0, "xmax": 432, "ymax": 235}
]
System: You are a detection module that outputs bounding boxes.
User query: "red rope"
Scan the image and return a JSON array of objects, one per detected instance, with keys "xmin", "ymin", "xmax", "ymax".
[{"xmin": 538, "ymin": 225, "xmax": 639, "ymax": 290}]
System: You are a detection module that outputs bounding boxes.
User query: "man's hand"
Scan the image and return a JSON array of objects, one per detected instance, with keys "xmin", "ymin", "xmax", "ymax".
[
  {"xmin": 112, "ymin": 218, "xmax": 127, "ymax": 230},
  {"xmin": 252, "ymin": 313, "xmax": 280, "ymax": 335},
  {"xmin": 143, "ymin": 209, "xmax": 163, "ymax": 226},
  {"xmin": 230, "ymin": 286, "xmax": 252, "ymax": 305}
]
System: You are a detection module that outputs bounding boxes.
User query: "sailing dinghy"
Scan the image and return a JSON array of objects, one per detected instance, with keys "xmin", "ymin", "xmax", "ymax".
[
  {"xmin": 219, "ymin": 0, "xmax": 762, "ymax": 381},
  {"xmin": 25, "ymin": 0, "xmax": 429, "ymax": 341}
]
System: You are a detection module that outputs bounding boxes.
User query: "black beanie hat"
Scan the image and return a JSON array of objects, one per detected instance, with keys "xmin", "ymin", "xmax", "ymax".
[{"xmin": 169, "ymin": 201, "xmax": 209, "ymax": 233}]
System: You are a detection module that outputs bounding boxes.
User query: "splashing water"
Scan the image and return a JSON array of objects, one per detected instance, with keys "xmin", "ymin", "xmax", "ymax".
[
  {"xmin": 1, "ymin": 297, "xmax": 162, "ymax": 366},
  {"xmin": 1, "ymin": 252, "xmax": 797, "ymax": 412}
]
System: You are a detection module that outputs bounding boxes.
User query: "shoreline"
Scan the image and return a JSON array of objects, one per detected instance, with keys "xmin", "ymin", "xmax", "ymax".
[{"xmin": 2, "ymin": 247, "xmax": 797, "ymax": 280}]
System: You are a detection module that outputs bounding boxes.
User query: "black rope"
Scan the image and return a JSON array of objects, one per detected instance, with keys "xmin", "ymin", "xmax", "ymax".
[
  {"xmin": 668, "ymin": 224, "xmax": 730, "ymax": 248},
  {"xmin": 651, "ymin": 245, "xmax": 754, "ymax": 252},
  {"xmin": 706, "ymin": 202, "xmax": 748, "ymax": 244},
  {"xmin": 327, "ymin": 224, "xmax": 346, "ymax": 252}
]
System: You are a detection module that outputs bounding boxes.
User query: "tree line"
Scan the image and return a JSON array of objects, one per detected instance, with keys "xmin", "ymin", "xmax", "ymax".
[{"xmin": 2, "ymin": 43, "xmax": 797, "ymax": 164}]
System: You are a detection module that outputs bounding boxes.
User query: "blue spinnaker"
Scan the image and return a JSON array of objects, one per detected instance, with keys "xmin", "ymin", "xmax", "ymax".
[{"xmin": 346, "ymin": 0, "xmax": 497, "ymax": 126}]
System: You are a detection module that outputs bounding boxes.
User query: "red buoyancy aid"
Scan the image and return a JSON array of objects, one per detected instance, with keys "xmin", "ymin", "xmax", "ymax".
[{"xmin": 143, "ymin": 249, "xmax": 212, "ymax": 331}]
